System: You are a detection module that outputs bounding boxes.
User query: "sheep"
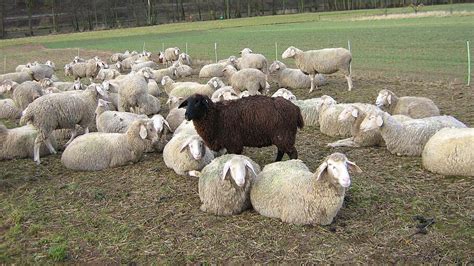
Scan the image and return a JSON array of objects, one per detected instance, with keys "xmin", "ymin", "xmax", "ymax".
[
  {"xmin": 168, "ymin": 77, "xmax": 226, "ymax": 99},
  {"xmin": 12, "ymin": 81, "xmax": 44, "ymax": 110},
  {"xmin": 147, "ymin": 79, "xmax": 161, "ymax": 97},
  {"xmin": 61, "ymin": 119, "xmax": 158, "ymax": 171},
  {"xmin": 117, "ymin": 69, "xmax": 152, "ymax": 114},
  {"xmin": 0, "ymin": 70, "xmax": 34, "ymax": 84},
  {"xmin": 96, "ymin": 68, "xmax": 121, "ymax": 82},
  {"xmin": 15, "ymin": 62, "xmax": 37, "ymax": 72},
  {"xmin": 195, "ymin": 154, "xmax": 260, "ymax": 216},
  {"xmin": 269, "ymin": 61, "xmax": 326, "ymax": 91},
  {"xmin": 360, "ymin": 110, "xmax": 467, "ymax": 156},
  {"xmin": 65, "ymin": 61, "xmax": 104, "ymax": 80},
  {"xmin": 199, "ymin": 60, "xmax": 231, "ymax": 78},
  {"xmin": 173, "ymin": 120, "xmax": 197, "ymax": 136},
  {"xmin": 222, "ymin": 65, "xmax": 268, "ymax": 96},
  {"xmin": 422, "ymin": 128, "xmax": 474, "ymax": 177},
  {"xmin": 271, "ymin": 88, "xmax": 297, "ymax": 101},
  {"xmin": 0, "ymin": 99, "xmax": 22, "ymax": 120},
  {"xmin": 131, "ymin": 61, "xmax": 158, "ymax": 72},
  {"xmin": 178, "ymin": 53, "xmax": 192, "ymax": 66},
  {"xmin": 236, "ymin": 48, "xmax": 268, "ymax": 74},
  {"xmin": 163, "ymin": 132, "xmax": 214, "ymax": 176},
  {"xmin": 0, "ymin": 80, "xmax": 19, "ymax": 98},
  {"xmin": 160, "ymin": 47, "xmax": 180, "ymax": 66},
  {"xmin": 110, "ymin": 50, "xmax": 132, "ymax": 62},
  {"xmin": 120, "ymin": 54, "xmax": 143, "ymax": 70},
  {"xmin": 0, "ymin": 122, "xmax": 58, "ymax": 160},
  {"xmin": 174, "ymin": 64, "xmax": 193, "ymax": 78},
  {"xmin": 178, "ymin": 94, "xmax": 304, "ymax": 161},
  {"xmin": 375, "ymin": 89, "xmax": 440, "ymax": 118},
  {"xmin": 95, "ymin": 100, "xmax": 148, "ymax": 133},
  {"xmin": 211, "ymin": 86, "xmax": 239, "ymax": 102},
  {"xmin": 29, "ymin": 63, "xmax": 55, "ymax": 81},
  {"xmin": 282, "ymin": 46, "xmax": 353, "ymax": 92},
  {"xmin": 140, "ymin": 94, "xmax": 161, "ymax": 115},
  {"xmin": 20, "ymin": 84, "xmax": 108, "ymax": 164},
  {"xmin": 166, "ymin": 108, "xmax": 186, "ymax": 132},
  {"xmin": 250, "ymin": 153, "xmax": 362, "ymax": 225},
  {"xmin": 152, "ymin": 66, "xmax": 177, "ymax": 83}
]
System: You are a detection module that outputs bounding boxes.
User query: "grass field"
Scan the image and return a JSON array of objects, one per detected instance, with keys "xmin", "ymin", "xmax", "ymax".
[{"xmin": 1, "ymin": 4, "xmax": 473, "ymax": 264}]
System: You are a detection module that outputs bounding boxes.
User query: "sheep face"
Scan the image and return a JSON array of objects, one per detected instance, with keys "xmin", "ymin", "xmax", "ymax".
[
  {"xmin": 208, "ymin": 77, "xmax": 225, "ymax": 89},
  {"xmin": 375, "ymin": 89, "xmax": 392, "ymax": 108},
  {"xmin": 269, "ymin": 61, "xmax": 283, "ymax": 74},
  {"xmin": 338, "ymin": 106, "xmax": 358, "ymax": 122},
  {"xmin": 282, "ymin": 46, "xmax": 297, "ymax": 59},
  {"xmin": 64, "ymin": 64, "xmax": 73, "ymax": 76},
  {"xmin": 151, "ymin": 115, "xmax": 171, "ymax": 135},
  {"xmin": 239, "ymin": 48, "xmax": 253, "ymax": 56},
  {"xmin": 179, "ymin": 94, "xmax": 212, "ymax": 121},
  {"xmin": 40, "ymin": 78, "xmax": 53, "ymax": 88},
  {"xmin": 315, "ymin": 153, "xmax": 362, "ymax": 188},
  {"xmin": 360, "ymin": 112, "xmax": 384, "ymax": 132},
  {"xmin": 222, "ymin": 157, "xmax": 257, "ymax": 187},
  {"xmin": 180, "ymin": 135, "xmax": 206, "ymax": 160}
]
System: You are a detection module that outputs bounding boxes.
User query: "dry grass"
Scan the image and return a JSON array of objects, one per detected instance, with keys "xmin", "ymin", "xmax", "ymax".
[{"xmin": 352, "ymin": 10, "xmax": 474, "ymax": 21}]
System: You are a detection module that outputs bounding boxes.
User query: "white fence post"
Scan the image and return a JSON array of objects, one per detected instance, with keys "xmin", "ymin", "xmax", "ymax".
[
  {"xmin": 275, "ymin": 42, "xmax": 278, "ymax": 61},
  {"xmin": 214, "ymin": 43, "xmax": 218, "ymax": 63},
  {"xmin": 162, "ymin": 43, "xmax": 164, "ymax": 52},
  {"xmin": 186, "ymin": 43, "xmax": 188, "ymax": 54},
  {"xmin": 143, "ymin": 42, "xmax": 146, "ymax": 52},
  {"xmin": 467, "ymin": 41, "xmax": 471, "ymax": 86},
  {"xmin": 3, "ymin": 56, "xmax": 6, "ymax": 74}
]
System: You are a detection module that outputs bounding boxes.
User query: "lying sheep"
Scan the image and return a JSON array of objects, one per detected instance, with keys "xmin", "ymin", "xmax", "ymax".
[
  {"xmin": 422, "ymin": 128, "xmax": 474, "ymax": 177},
  {"xmin": 15, "ymin": 62, "xmax": 37, "ymax": 72},
  {"xmin": 272, "ymin": 88, "xmax": 296, "ymax": 101},
  {"xmin": 282, "ymin": 46, "xmax": 352, "ymax": 92},
  {"xmin": 12, "ymin": 81, "xmax": 43, "ymax": 110},
  {"xmin": 222, "ymin": 65, "xmax": 268, "ymax": 95},
  {"xmin": 0, "ymin": 122, "xmax": 58, "ymax": 160},
  {"xmin": 120, "ymin": 54, "xmax": 143, "ymax": 70},
  {"xmin": 174, "ymin": 63, "xmax": 193, "ymax": 78},
  {"xmin": 196, "ymin": 154, "xmax": 260, "ymax": 216},
  {"xmin": 61, "ymin": 120, "xmax": 158, "ymax": 171},
  {"xmin": 0, "ymin": 80, "xmax": 19, "ymax": 98},
  {"xmin": 20, "ymin": 84, "xmax": 108, "ymax": 164},
  {"xmin": 168, "ymin": 77, "xmax": 225, "ymax": 99},
  {"xmin": 147, "ymin": 79, "xmax": 161, "ymax": 97},
  {"xmin": 0, "ymin": 70, "xmax": 34, "ymax": 84},
  {"xmin": 179, "ymin": 94, "xmax": 304, "ymax": 161},
  {"xmin": 166, "ymin": 107, "xmax": 186, "ymax": 132},
  {"xmin": 152, "ymin": 66, "xmax": 177, "ymax": 83},
  {"xmin": 199, "ymin": 60, "xmax": 231, "ymax": 78},
  {"xmin": 360, "ymin": 110, "xmax": 467, "ymax": 156},
  {"xmin": 250, "ymin": 153, "xmax": 362, "ymax": 225},
  {"xmin": 140, "ymin": 94, "xmax": 161, "ymax": 115},
  {"xmin": 96, "ymin": 68, "xmax": 121, "ymax": 82},
  {"xmin": 0, "ymin": 99, "xmax": 22, "ymax": 120},
  {"xmin": 163, "ymin": 133, "xmax": 214, "ymax": 176},
  {"xmin": 272, "ymin": 92, "xmax": 324, "ymax": 127},
  {"xmin": 375, "ymin": 89, "xmax": 440, "ymax": 118},
  {"xmin": 96, "ymin": 99, "xmax": 148, "ymax": 133},
  {"xmin": 131, "ymin": 61, "xmax": 158, "ymax": 72},
  {"xmin": 238, "ymin": 48, "xmax": 268, "ymax": 74},
  {"xmin": 269, "ymin": 61, "xmax": 326, "ymax": 92},
  {"xmin": 211, "ymin": 86, "xmax": 239, "ymax": 102}
]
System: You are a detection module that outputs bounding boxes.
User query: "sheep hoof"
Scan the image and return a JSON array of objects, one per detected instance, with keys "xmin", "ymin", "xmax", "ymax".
[{"xmin": 188, "ymin": 170, "xmax": 200, "ymax": 177}]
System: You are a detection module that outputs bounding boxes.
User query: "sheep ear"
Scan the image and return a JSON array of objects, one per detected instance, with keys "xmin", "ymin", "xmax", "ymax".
[
  {"xmin": 161, "ymin": 78, "xmax": 166, "ymax": 86},
  {"xmin": 178, "ymin": 99, "xmax": 188, "ymax": 109},
  {"xmin": 98, "ymin": 99, "xmax": 107, "ymax": 107},
  {"xmin": 387, "ymin": 94, "xmax": 392, "ymax": 105},
  {"xmin": 244, "ymin": 160, "xmax": 257, "ymax": 177},
  {"xmin": 179, "ymin": 137, "xmax": 192, "ymax": 153},
  {"xmin": 351, "ymin": 109, "xmax": 358, "ymax": 118},
  {"xmin": 174, "ymin": 50, "xmax": 179, "ymax": 55},
  {"xmin": 96, "ymin": 85, "xmax": 106, "ymax": 96},
  {"xmin": 376, "ymin": 115, "xmax": 384, "ymax": 127},
  {"xmin": 163, "ymin": 119, "xmax": 172, "ymax": 132},
  {"xmin": 275, "ymin": 64, "xmax": 280, "ymax": 70},
  {"xmin": 315, "ymin": 161, "xmax": 328, "ymax": 181},
  {"xmin": 347, "ymin": 160, "xmax": 362, "ymax": 173},
  {"xmin": 222, "ymin": 161, "xmax": 232, "ymax": 181},
  {"xmin": 213, "ymin": 80, "xmax": 218, "ymax": 88},
  {"xmin": 139, "ymin": 124, "xmax": 148, "ymax": 139}
]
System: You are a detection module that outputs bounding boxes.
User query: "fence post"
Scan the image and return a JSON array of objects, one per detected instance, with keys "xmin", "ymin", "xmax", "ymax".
[
  {"xmin": 162, "ymin": 43, "xmax": 164, "ymax": 52},
  {"xmin": 275, "ymin": 42, "xmax": 278, "ymax": 61},
  {"xmin": 143, "ymin": 42, "xmax": 146, "ymax": 52},
  {"xmin": 186, "ymin": 43, "xmax": 188, "ymax": 54},
  {"xmin": 348, "ymin": 40, "xmax": 352, "ymax": 74},
  {"xmin": 468, "ymin": 41, "xmax": 471, "ymax": 86},
  {"xmin": 3, "ymin": 56, "xmax": 6, "ymax": 74},
  {"xmin": 214, "ymin": 43, "xmax": 218, "ymax": 63},
  {"xmin": 77, "ymin": 48, "xmax": 80, "ymax": 57}
]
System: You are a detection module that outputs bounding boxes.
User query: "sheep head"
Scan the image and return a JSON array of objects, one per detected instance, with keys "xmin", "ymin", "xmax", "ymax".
[
  {"xmin": 338, "ymin": 106, "xmax": 359, "ymax": 122},
  {"xmin": 282, "ymin": 46, "xmax": 299, "ymax": 59},
  {"xmin": 239, "ymin": 48, "xmax": 253, "ymax": 56},
  {"xmin": 178, "ymin": 94, "xmax": 212, "ymax": 121},
  {"xmin": 222, "ymin": 156, "xmax": 257, "ymax": 187},
  {"xmin": 360, "ymin": 111, "xmax": 384, "ymax": 132},
  {"xmin": 207, "ymin": 77, "xmax": 225, "ymax": 89},
  {"xmin": 130, "ymin": 119, "xmax": 158, "ymax": 142},
  {"xmin": 269, "ymin": 61, "xmax": 284, "ymax": 74},
  {"xmin": 180, "ymin": 135, "xmax": 206, "ymax": 160},
  {"xmin": 150, "ymin": 114, "xmax": 171, "ymax": 135},
  {"xmin": 314, "ymin": 153, "xmax": 362, "ymax": 188},
  {"xmin": 376, "ymin": 89, "xmax": 395, "ymax": 108}
]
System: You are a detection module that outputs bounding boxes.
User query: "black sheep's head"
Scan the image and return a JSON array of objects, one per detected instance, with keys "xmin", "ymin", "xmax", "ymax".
[{"xmin": 178, "ymin": 94, "xmax": 212, "ymax": 121}]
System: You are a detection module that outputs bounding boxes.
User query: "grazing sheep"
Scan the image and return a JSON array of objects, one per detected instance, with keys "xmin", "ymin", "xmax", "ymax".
[
  {"xmin": 61, "ymin": 120, "xmax": 158, "ymax": 171},
  {"xmin": 222, "ymin": 65, "xmax": 268, "ymax": 95},
  {"xmin": 269, "ymin": 61, "xmax": 326, "ymax": 91},
  {"xmin": 211, "ymin": 86, "xmax": 239, "ymax": 102},
  {"xmin": 12, "ymin": 81, "xmax": 43, "ymax": 110},
  {"xmin": 0, "ymin": 70, "xmax": 34, "ymax": 84},
  {"xmin": 168, "ymin": 77, "xmax": 225, "ymax": 99},
  {"xmin": 238, "ymin": 48, "xmax": 268, "ymax": 74},
  {"xmin": 118, "ymin": 69, "xmax": 152, "ymax": 114},
  {"xmin": 163, "ymin": 133, "xmax": 214, "ymax": 176},
  {"xmin": 196, "ymin": 154, "xmax": 260, "ymax": 215},
  {"xmin": 179, "ymin": 94, "xmax": 304, "ymax": 161},
  {"xmin": 375, "ymin": 89, "xmax": 440, "ymax": 118},
  {"xmin": 0, "ymin": 122, "xmax": 58, "ymax": 160},
  {"xmin": 160, "ymin": 47, "xmax": 181, "ymax": 66},
  {"xmin": 250, "ymin": 153, "xmax": 362, "ymax": 225},
  {"xmin": 20, "ymin": 84, "xmax": 108, "ymax": 164},
  {"xmin": 147, "ymin": 79, "xmax": 161, "ymax": 97},
  {"xmin": 422, "ymin": 128, "xmax": 474, "ymax": 177},
  {"xmin": 166, "ymin": 108, "xmax": 186, "ymax": 132},
  {"xmin": 96, "ymin": 68, "xmax": 121, "ymax": 82},
  {"xmin": 0, "ymin": 99, "xmax": 22, "ymax": 120},
  {"xmin": 282, "ymin": 46, "xmax": 352, "ymax": 92},
  {"xmin": 360, "ymin": 110, "xmax": 467, "ymax": 156}
]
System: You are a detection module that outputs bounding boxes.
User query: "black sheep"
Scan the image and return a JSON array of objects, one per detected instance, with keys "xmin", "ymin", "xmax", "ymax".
[{"xmin": 178, "ymin": 94, "xmax": 304, "ymax": 161}]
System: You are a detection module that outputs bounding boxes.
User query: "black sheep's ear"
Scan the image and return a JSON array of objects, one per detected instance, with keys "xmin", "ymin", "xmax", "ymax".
[
  {"xmin": 178, "ymin": 99, "xmax": 188, "ymax": 109},
  {"xmin": 203, "ymin": 97, "xmax": 211, "ymax": 108}
]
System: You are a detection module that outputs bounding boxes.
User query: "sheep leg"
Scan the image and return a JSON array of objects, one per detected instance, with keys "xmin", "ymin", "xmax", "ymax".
[
  {"xmin": 44, "ymin": 137, "xmax": 57, "ymax": 154},
  {"xmin": 327, "ymin": 138, "xmax": 359, "ymax": 148},
  {"xmin": 345, "ymin": 74, "xmax": 353, "ymax": 91},
  {"xmin": 65, "ymin": 128, "xmax": 77, "ymax": 146},
  {"xmin": 275, "ymin": 149, "xmax": 285, "ymax": 161},
  {"xmin": 309, "ymin": 74, "xmax": 319, "ymax": 93},
  {"xmin": 33, "ymin": 135, "xmax": 42, "ymax": 164},
  {"xmin": 287, "ymin": 147, "xmax": 298, "ymax": 160}
]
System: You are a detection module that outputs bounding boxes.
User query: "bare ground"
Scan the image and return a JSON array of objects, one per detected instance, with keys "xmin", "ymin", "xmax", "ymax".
[{"xmin": 0, "ymin": 47, "xmax": 473, "ymax": 263}]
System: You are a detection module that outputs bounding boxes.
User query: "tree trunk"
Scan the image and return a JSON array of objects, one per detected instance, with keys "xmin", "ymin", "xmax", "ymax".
[
  {"xmin": 180, "ymin": 0, "xmax": 185, "ymax": 21},
  {"xmin": 0, "ymin": 0, "xmax": 4, "ymax": 39},
  {"xmin": 281, "ymin": 0, "xmax": 286, "ymax": 14},
  {"xmin": 272, "ymin": 0, "xmax": 276, "ymax": 15},
  {"xmin": 196, "ymin": 0, "xmax": 202, "ymax": 20},
  {"xmin": 247, "ymin": 0, "xmax": 251, "ymax": 17},
  {"xmin": 27, "ymin": 5, "xmax": 33, "ymax": 36},
  {"xmin": 260, "ymin": 0, "xmax": 265, "ymax": 15},
  {"xmin": 235, "ymin": 0, "xmax": 242, "ymax": 17}
]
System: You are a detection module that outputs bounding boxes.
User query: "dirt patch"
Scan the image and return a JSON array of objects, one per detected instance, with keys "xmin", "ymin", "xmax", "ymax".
[{"xmin": 0, "ymin": 51, "xmax": 473, "ymax": 264}]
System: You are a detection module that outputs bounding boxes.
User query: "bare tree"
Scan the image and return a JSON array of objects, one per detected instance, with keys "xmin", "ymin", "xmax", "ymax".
[
  {"xmin": 0, "ymin": 0, "xmax": 5, "ymax": 38},
  {"xmin": 24, "ymin": 0, "xmax": 34, "ymax": 36}
]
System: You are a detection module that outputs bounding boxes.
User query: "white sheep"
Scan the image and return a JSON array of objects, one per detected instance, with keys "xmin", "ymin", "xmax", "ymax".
[
  {"xmin": 222, "ymin": 65, "xmax": 268, "ymax": 95},
  {"xmin": 117, "ymin": 68, "xmax": 152, "ymax": 114},
  {"xmin": 163, "ymin": 133, "xmax": 214, "ymax": 176},
  {"xmin": 166, "ymin": 107, "xmax": 186, "ymax": 132},
  {"xmin": 271, "ymin": 88, "xmax": 297, "ymax": 101},
  {"xmin": 177, "ymin": 53, "xmax": 192, "ymax": 66},
  {"xmin": 269, "ymin": 60, "xmax": 326, "ymax": 92},
  {"xmin": 375, "ymin": 89, "xmax": 440, "ymax": 118},
  {"xmin": 360, "ymin": 110, "xmax": 467, "ymax": 156},
  {"xmin": 12, "ymin": 81, "xmax": 44, "ymax": 110},
  {"xmin": 211, "ymin": 86, "xmax": 239, "ymax": 102},
  {"xmin": 0, "ymin": 122, "xmax": 58, "ymax": 160},
  {"xmin": 96, "ymin": 68, "xmax": 121, "ymax": 82},
  {"xmin": 20, "ymin": 84, "xmax": 108, "ymax": 164},
  {"xmin": 139, "ymin": 94, "xmax": 161, "ymax": 115},
  {"xmin": 0, "ymin": 99, "xmax": 22, "ymax": 120},
  {"xmin": 282, "ymin": 46, "xmax": 352, "ymax": 92},
  {"xmin": 199, "ymin": 60, "xmax": 231, "ymax": 78},
  {"xmin": 196, "ymin": 154, "xmax": 260, "ymax": 215},
  {"xmin": 0, "ymin": 70, "xmax": 34, "ymax": 84},
  {"xmin": 272, "ymin": 91, "xmax": 324, "ymax": 127},
  {"xmin": 422, "ymin": 128, "xmax": 474, "ymax": 177},
  {"xmin": 152, "ymin": 66, "xmax": 177, "ymax": 83},
  {"xmin": 147, "ymin": 79, "xmax": 161, "ymax": 97},
  {"xmin": 174, "ymin": 63, "xmax": 193, "ymax": 78},
  {"xmin": 237, "ymin": 48, "xmax": 268, "ymax": 74},
  {"xmin": 29, "ymin": 63, "xmax": 55, "ymax": 81},
  {"xmin": 131, "ymin": 61, "xmax": 158, "ymax": 72},
  {"xmin": 61, "ymin": 120, "xmax": 158, "ymax": 171},
  {"xmin": 167, "ymin": 77, "xmax": 225, "ymax": 99},
  {"xmin": 160, "ymin": 47, "xmax": 180, "ymax": 66},
  {"xmin": 250, "ymin": 153, "xmax": 362, "ymax": 225},
  {"xmin": 64, "ymin": 60, "xmax": 104, "ymax": 81}
]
